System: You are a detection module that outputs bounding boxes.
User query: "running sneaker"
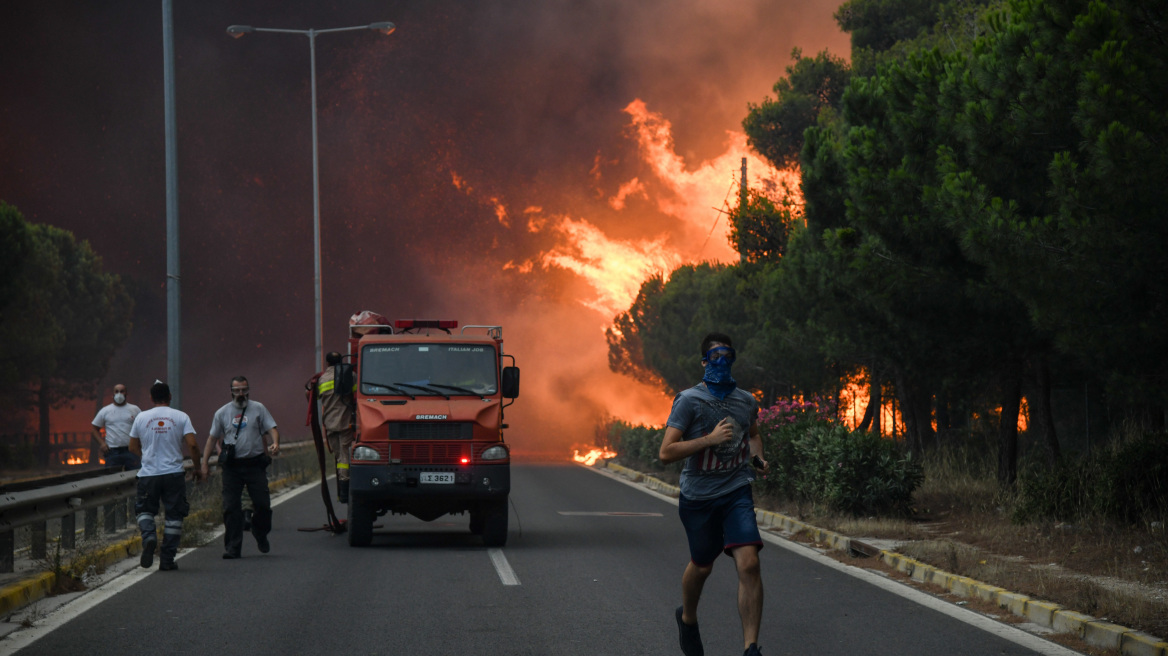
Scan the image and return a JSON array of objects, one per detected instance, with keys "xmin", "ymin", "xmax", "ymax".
[
  {"xmin": 675, "ymin": 606, "xmax": 703, "ymax": 656},
  {"xmin": 743, "ymin": 643, "xmax": 763, "ymax": 656}
]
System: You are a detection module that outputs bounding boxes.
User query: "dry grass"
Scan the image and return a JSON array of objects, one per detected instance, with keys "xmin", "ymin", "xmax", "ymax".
[{"xmin": 772, "ymin": 464, "xmax": 1168, "ymax": 640}]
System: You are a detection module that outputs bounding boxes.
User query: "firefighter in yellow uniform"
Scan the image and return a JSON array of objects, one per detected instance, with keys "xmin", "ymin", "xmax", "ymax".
[{"xmin": 317, "ymin": 351, "xmax": 355, "ymax": 503}]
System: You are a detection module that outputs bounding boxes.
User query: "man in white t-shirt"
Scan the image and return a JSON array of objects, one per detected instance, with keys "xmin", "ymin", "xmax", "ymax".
[
  {"xmin": 129, "ymin": 381, "xmax": 204, "ymax": 571},
  {"xmin": 91, "ymin": 383, "xmax": 142, "ymax": 470}
]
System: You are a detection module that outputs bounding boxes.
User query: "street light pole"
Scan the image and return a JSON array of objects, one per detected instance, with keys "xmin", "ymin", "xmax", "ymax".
[
  {"xmin": 227, "ymin": 22, "xmax": 396, "ymax": 372},
  {"xmin": 163, "ymin": 0, "xmax": 181, "ymax": 408},
  {"xmin": 309, "ymin": 30, "xmax": 322, "ymax": 377}
]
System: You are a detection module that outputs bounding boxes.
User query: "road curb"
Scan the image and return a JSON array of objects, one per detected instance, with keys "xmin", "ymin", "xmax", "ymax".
[
  {"xmin": 0, "ymin": 535, "xmax": 142, "ymax": 618},
  {"xmin": 599, "ymin": 460, "xmax": 1168, "ymax": 656}
]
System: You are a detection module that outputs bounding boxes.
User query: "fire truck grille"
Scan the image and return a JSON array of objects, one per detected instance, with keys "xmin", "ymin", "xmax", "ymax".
[
  {"xmin": 395, "ymin": 442, "xmax": 468, "ymax": 464},
  {"xmin": 388, "ymin": 422, "xmax": 473, "ymax": 440}
]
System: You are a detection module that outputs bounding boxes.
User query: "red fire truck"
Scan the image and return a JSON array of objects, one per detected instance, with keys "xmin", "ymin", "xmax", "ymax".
[{"xmin": 345, "ymin": 319, "xmax": 519, "ymax": 547}]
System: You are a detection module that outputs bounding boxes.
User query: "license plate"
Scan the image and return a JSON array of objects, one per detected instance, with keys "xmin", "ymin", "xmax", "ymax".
[{"xmin": 420, "ymin": 472, "xmax": 454, "ymax": 484}]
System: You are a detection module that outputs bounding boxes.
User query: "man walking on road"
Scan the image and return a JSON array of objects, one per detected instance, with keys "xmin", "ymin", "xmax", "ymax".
[
  {"xmin": 128, "ymin": 381, "xmax": 203, "ymax": 571},
  {"xmin": 659, "ymin": 333, "xmax": 769, "ymax": 656},
  {"xmin": 202, "ymin": 376, "xmax": 280, "ymax": 559},
  {"xmin": 92, "ymin": 383, "xmax": 141, "ymax": 469}
]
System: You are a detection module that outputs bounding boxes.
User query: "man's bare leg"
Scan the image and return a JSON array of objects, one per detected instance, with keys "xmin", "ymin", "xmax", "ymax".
[
  {"xmin": 733, "ymin": 545, "xmax": 763, "ymax": 648},
  {"xmin": 681, "ymin": 561, "xmax": 713, "ymax": 624}
]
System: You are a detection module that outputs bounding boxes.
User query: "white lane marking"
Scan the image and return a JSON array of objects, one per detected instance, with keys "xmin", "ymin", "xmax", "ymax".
[
  {"xmin": 579, "ymin": 464, "xmax": 1081, "ymax": 656},
  {"xmin": 557, "ymin": 511, "xmax": 663, "ymax": 517},
  {"xmin": 0, "ymin": 477, "xmax": 323, "ymax": 654},
  {"xmin": 488, "ymin": 548, "xmax": 520, "ymax": 586}
]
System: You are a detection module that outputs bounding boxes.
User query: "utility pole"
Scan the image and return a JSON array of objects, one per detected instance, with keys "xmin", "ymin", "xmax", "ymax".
[
  {"xmin": 740, "ymin": 157, "xmax": 749, "ymax": 209},
  {"xmin": 739, "ymin": 157, "xmax": 748, "ymax": 264}
]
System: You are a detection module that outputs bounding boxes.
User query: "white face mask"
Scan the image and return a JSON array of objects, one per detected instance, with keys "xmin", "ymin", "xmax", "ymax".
[{"xmin": 114, "ymin": 392, "xmax": 126, "ymax": 405}]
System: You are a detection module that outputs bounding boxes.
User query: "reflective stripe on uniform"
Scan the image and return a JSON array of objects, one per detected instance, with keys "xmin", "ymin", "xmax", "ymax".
[
  {"xmin": 337, "ymin": 462, "xmax": 349, "ymax": 470},
  {"xmin": 318, "ymin": 379, "xmax": 335, "ymax": 393}
]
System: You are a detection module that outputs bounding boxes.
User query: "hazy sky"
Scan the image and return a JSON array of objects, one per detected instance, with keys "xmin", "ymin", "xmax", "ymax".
[{"xmin": 0, "ymin": 0, "xmax": 849, "ymax": 455}]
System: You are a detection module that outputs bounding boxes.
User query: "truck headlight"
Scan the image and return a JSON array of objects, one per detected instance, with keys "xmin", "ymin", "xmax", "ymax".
[
  {"xmin": 352, "ymin": 445, "xmax": 382, "ymax": 461},
  {"xmin": 480, "ymin": 445, "xmax": 508, "ymax": 461}
]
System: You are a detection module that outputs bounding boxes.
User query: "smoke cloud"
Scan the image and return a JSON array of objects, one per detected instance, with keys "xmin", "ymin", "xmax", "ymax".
[{"xmin": 0, "ymin": 0, "xmax": 849, "ymax": 457}]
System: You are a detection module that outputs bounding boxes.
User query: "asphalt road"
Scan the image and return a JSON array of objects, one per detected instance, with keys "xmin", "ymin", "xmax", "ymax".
[{"xmin": 6, "ymin": 465, "xmax": 1072, "ymax": 655}]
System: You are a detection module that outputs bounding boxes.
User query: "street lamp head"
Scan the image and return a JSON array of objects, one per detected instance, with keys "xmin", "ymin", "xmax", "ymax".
[
  {"xmin": 226, "ymin": 25, "xmax": 255, "ymax": 39},
  {"xmin": 369, "ymin": 22, "xmax": 396, "ymax": 35}
]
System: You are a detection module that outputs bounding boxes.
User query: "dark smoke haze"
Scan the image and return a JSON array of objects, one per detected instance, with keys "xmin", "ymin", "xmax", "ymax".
[{"xmin": 0, "ymin": 1, "xmax": 848, "ymax": 457}]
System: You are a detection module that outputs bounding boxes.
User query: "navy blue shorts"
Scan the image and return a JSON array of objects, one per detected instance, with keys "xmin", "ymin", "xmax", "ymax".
[{"xmin": 678, "ymin": 483, "xmax": 763, "ymax": 566}]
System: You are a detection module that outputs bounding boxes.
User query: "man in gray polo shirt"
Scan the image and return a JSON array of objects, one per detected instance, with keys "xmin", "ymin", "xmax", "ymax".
[
  {"xmin": 91, "ymin": 383, "xmax": 141, "ymax": 469},
  {"xmin": 201, "ymin": 375, "xmax": 280, "ymax": 559}
]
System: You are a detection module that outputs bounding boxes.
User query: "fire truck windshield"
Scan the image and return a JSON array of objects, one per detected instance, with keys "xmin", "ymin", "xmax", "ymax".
[{"xmin": 361, "ymin": 343, "xmax": 499, "ymax": 396}]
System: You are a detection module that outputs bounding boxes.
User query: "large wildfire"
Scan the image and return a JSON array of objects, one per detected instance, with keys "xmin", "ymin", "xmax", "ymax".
[
  {"xmin": 1, "ymin": 0, "xmax": 854, "ymax": 461},
  {"xmin": 448, "ymin": 100, "xmax": 790, "ymax": 459}
]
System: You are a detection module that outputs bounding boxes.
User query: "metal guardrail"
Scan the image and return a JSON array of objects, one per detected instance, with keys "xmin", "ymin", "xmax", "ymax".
[{"xmin": 0, "ymin": 441, "xmax": 316, "ymax": 574}]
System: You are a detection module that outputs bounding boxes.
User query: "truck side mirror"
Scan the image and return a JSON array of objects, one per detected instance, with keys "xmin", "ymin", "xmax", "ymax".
[{"xmin": 501, "ymin": 366, "xmax": 520, "ymax": 399}]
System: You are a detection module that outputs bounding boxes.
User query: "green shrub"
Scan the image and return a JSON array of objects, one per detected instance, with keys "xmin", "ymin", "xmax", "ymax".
[
  {"xmin": 762, "ymin": 422, "xmax": 923, "ymax": 516},
  {"xmin": 1014, "ymin": 431, "xmax": 1168, "ymax": 524},
  {"xmin": 601, "ymin": 398, "xmax": 924, "ymax": 517},
  {"xmin": 1013, "ymin": 458, "xmax": 1095, "ymax": 522},
  {"xmin": 604, "ymin": 420, "xmax": 677, "ymax": 474}
]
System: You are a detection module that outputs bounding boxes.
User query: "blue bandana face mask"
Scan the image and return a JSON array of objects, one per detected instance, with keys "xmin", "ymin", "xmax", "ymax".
[{"xmin": 702, "ymin": 347, "xmax": 737, "ymax": 399}]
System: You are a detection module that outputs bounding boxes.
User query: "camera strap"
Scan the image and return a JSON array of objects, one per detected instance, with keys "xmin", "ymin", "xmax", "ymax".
[{"xmin": 227, "ymin": 402, "xmax": 249, "ymax": 446}]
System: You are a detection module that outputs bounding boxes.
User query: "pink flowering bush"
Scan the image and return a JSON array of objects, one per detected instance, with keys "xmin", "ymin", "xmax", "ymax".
[{"xmin": 757, "ymin": 396, "xmax": 837, "ymax": 429}]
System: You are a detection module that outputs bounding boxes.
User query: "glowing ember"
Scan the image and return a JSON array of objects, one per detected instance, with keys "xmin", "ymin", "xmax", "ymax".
[{"xmin": 573, "ymin": 447, "xmax": 617, "ymax": 466}]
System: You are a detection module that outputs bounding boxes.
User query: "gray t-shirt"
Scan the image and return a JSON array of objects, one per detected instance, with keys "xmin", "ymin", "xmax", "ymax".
[
  {"xmin": 92, "ymin": 403, "xmax": 142, "ymax": 448},
  {"xmin": 666, "ymin": 383, "xmax": 760, "ymax": 501},
  {"xmin": 210, "ymin": 401, "xmax": 277, "ymax": 459}
]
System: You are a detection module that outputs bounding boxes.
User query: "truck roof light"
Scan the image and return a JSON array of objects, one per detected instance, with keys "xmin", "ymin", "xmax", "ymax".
[{"xmin": 395, "ymin": 320, "xmax": 459, "ymax": 329}]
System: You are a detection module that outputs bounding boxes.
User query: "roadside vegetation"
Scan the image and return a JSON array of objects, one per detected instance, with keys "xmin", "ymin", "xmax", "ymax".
[
  {"xmin": 600, "ymin": 414, "xmax": 1168, "ymax": 638},
  {"xmin": 600, "ymin": 0, "xmax": 1167, "ymax": 640}
]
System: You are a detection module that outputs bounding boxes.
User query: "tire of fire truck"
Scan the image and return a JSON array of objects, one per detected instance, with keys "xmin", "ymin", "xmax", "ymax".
[
  {"xmin": 469, "ymin": 509, "xmax": 484, "ymax": 535},
  {"xmin": 481, "ymin": 498, "xmax": 508, "ymax": 547},
  {"xmin": 348, "ymin": 498, "xmax": 374, "ymax": 547}
]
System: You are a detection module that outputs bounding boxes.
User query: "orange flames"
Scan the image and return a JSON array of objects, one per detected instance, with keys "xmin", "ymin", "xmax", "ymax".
[
  {"xmin": 486, "ymin": 99, "xmax": 794, "ymax": 320},
  {"xmin": 539, "ymin": 218, "xmax": 682, "ymax": 316},
  {"xmin": 60, "ymin": 449, "xmax": 90, "ymax": 465},
  {"xmin": 573, "ymin": 447, "xmax": 617, "ymax": 466},
  {"xmin": 452, "ymin": 100, "xmax": 803, "ymax": 453},
  {"xmin": 837, "ymin": 371, "xmax": 905, "ymax": 435},
  {"xmin": 839, "ymin": 369, "xmax": 1031, "ymax": 435},
  {"xmin": 621, "ymin": 100, "xmax": 800, "ymax": 261}
]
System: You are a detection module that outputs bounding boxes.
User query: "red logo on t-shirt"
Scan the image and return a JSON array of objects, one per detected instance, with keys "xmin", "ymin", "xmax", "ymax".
[{"xmin": 158, "ymin": 421, "xmax": 165, "ymax": 426}]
